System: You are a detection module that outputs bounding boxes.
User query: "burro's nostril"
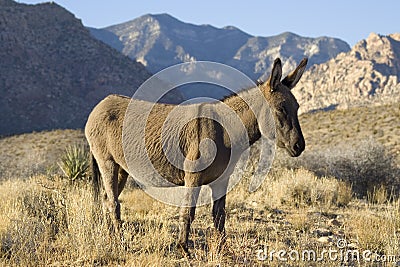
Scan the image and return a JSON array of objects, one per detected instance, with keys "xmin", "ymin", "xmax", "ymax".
[
  {"xmin": 293, "ymin": 140, "xmax": 304, "ymax": 153},
  {"xmin": 288, "ymin": 141, "xmax": 304, "ymax": 157},
  {"xmin": 294, "ymin": 142, "xmax": 301, "ymax": 151}
]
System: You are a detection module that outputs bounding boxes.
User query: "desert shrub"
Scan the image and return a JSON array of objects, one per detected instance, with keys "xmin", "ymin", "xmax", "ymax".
[
  {"xmin": 323, "ymin": 139, "xmax": 398, "ymax": 197},
  {"xmin": 275, "ymin": 138, "xmax": 400, "ymax": 198},
  {"xmin": 58, "ymin": 145, "xmax": 89, "ymax": 183},
  {"xmin": 264, "ymin": 168, "xmax": 353, "ymax": 208}
]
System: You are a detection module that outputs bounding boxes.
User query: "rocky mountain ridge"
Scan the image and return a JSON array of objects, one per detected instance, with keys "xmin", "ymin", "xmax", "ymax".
[
  {"xmin": 90, "ymin": 13, "xmax": 351, "ymax": 81},
  {"xmin": 294, "ymin": 33, "xmax": 400, "ymax": 113},
  {"xmin": 92, "ymin": 15, "xmax": 399, "ymax": 110}
]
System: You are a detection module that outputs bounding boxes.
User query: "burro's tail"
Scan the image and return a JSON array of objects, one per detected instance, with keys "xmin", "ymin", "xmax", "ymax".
[{"xmin": 90, "ymin": 153, "xmax": 101, "ymax": 202}]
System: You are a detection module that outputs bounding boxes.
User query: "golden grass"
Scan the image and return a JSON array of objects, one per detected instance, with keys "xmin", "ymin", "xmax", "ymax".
[
  {"xmin": 0, "ymin": 167, "xmax": 398, "ymax": 266},
  {"xmin": 261, "ymin": 168, "xmax": 353, "ymax": 208},
  {"xmin": 0, "ymin": 177, "xmax": 125, "ymax": 266},
  {"xmin": 345, "ymin": 200, "xmax": 400, "ymax": 255}
]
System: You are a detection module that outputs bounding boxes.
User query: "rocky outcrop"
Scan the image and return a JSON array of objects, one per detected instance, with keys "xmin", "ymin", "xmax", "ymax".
[{"xmin": 294, "ymin": 33, "xmax": 400, "ymax": 113}]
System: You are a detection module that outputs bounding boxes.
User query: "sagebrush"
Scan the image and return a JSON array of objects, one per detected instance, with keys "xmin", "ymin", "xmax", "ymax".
[{"xmin": 274, "ymin": 138, "xmax": 400, "ymax": 198}]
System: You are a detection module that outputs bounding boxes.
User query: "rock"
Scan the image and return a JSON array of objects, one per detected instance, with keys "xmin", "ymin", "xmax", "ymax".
[
  {"xmin": 328, "ymin": 219, "xmax": 342, "ymax": 227},
  {"xmin": 294, "ymin": 32, "xmax": 400, "ymax": 114},
  {"xmin": 266, "ymin": 225, "xmax": 277, "ymax": 232},
  {"xmin": 313, "ymin": 228, "xmax": 333, "ymax": 237},
  {"xmin": 230, "ymin": 208, "xmax": 238, "ymax": 214},
  {"xmin": 317, "ymin": 236, "xmax": 333, "ymax": 244},
  {"xmin": 272, "ymin": 209, "xmax": 285, "ymax": 214}
]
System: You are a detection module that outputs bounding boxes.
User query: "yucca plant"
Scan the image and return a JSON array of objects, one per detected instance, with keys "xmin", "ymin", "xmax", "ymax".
[{"xmin": 58, "ymin": 145, "xmax": 89, "ymax": 182}]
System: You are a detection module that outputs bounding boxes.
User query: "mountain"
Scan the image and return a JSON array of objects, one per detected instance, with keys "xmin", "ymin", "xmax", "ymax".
[
  {"xmin": 294, "ymin": 32, "xmax": 400, "ymax": 113},
  {"xmin": 90, "ymin": 13, "xmax": 350, "ymax": 82},
  {"xmin": 0, "ymin": 1, "xmax": 182, "ymax": 136}
]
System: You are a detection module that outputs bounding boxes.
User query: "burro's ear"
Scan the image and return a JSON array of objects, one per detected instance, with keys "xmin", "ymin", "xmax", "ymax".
[
  {"xmin": 269, "ymin": 58, "xmax": 282, "ymax": 92},
  {"xmin": 281, "ymin": 58, "xmax": 308, "ymax": 90}
]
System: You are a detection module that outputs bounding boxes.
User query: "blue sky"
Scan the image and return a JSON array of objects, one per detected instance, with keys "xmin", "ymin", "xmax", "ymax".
[{"xmin": 19, "ymin": 0, "xmax": 399, "ymax": 46}]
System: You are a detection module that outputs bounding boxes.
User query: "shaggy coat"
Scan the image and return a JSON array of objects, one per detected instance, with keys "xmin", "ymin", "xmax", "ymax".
[{"xmin": 85, "ymin": 57, "xmax": 307, "ymax": 255}]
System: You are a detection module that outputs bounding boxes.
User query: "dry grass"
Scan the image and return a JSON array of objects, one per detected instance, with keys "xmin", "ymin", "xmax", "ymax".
[
  {"xmin": 0, "ymin": 177, "xmax": 125, "ymax": 266},
  {"xmin": 0, "ymin": 103, "xmax": 399, "ymax": 266},
  {"xmin": 0, "ymin": 168, "xmax": 398, "ymax": 266},
  {"xmin": 345, "ymin": 200, "xmax": 400, "ymax": 255}
]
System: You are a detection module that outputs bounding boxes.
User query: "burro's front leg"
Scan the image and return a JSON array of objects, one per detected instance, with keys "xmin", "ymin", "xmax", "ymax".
[{"xmin": 178, "ymin": 173, "xmax": 202, "ymax": 257}]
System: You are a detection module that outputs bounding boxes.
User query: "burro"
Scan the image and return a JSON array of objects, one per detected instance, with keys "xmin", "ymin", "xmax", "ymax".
[{"xmin": 85, "ymin": 58, "xmax": 308, "ymax": 256}]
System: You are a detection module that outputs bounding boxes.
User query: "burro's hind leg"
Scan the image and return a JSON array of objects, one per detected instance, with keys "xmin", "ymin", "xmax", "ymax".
[
  {"xmin": 177, "ymin": 173, "xmax": 202, "ymax": 257},
  {"xmin": 117, "ymin": 168, "xmax": 129, "ymax": 197},
  {"xmin": 211, "ymin": 177, "xmax": 228, "ymax": 252},
  {"xmin": 97, "ymin": 158, "xmax": 121, "ymax": 233}
]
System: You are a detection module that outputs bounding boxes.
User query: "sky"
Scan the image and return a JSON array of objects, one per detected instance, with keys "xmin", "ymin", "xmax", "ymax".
[{"xmin": 18, "ymin": 0, "xmax": 399, "ymax": 47}]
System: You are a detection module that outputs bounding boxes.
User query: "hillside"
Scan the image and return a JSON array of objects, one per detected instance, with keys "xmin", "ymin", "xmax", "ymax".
[
  {"xmin": 0, "ymin": 1, "xmax": 182, "ymax": 136},
  {"xmin": 90, "ymin": 14, "xmax": 350, "ymax": 81},
  {"xmin": 294, "ymin": 33, "xmax": 400, "ymax": 113}
]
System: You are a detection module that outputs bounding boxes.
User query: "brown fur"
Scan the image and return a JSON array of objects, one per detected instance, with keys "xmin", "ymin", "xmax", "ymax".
[{"xmin": 85, "ymin": 57, "xmax": 307, "ymax": 255}]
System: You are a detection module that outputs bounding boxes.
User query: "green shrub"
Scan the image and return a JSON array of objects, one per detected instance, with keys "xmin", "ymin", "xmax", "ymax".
[{"xmin": 58, "ymin": 145, "xmax": 89, "ymax": 182}]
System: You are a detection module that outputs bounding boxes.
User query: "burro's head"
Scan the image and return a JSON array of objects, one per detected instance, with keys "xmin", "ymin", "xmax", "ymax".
[{"xmin": 259, "ymin": 58, "xmax": 308, "ymax": 157}]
